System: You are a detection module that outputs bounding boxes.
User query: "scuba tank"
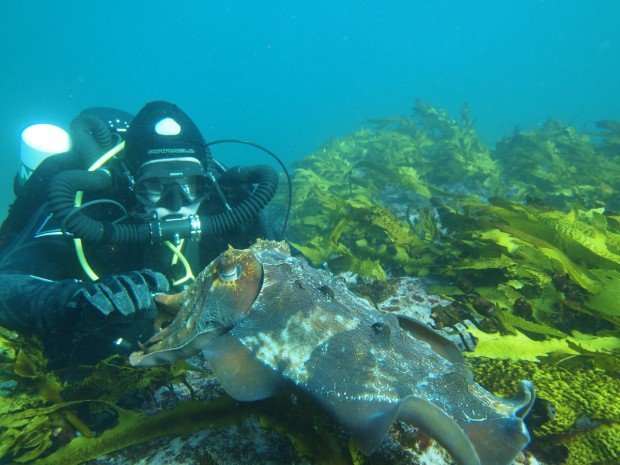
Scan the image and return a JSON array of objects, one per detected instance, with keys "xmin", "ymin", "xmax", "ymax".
[
  {"xmin": 16, "ymin": 123, "xmax": 71, "ymax": 195},
  {"xmin": 0, "ymin": 108, "xmax": 133, "ymax": 252}
]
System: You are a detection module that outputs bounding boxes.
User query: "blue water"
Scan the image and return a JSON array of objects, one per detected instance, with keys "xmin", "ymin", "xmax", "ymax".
[{"xmin": 0, "ymin": 1, "xmax": 619, "ymax": 215}]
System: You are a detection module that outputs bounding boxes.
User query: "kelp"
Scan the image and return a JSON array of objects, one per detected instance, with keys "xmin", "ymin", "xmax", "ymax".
[
  {"xmin": 495, "ymin": 118, "xmax": 620, "ymax": 209},
  {"xmin": 465, "ymin": 325, "xmax": 620, "ymax": 372},
  {"xmin": 0, "ymin": 328, "xmax": 355, "ymax": 465},
  {"xmin": 409, "ymin": 101, "xmax": 500, "ymax": 191},
  {"xmin": 282, "ymin": 102, "xmax": 620, "ymax": 464},
  {"xmin": 0, "ymin": 328, "xmax": 94, "ymax": 462},
  {"xmin": 287, "ymin": 105, "xmax": 620, "ymax": 331},
  {"xmin": 30, "ymin": 392, "xmax": 353, "ymax": 465},
  {"xmin": 434, "ymin": 198, "xmax": 620, "ymax": 332},
  {"xmin": 596, "ymin": 119, "xmax": 620, "ymax": 163},
  {"xmin": 0, "ymin": 327, "xmax": 188, "ymax": 463},
  {"xmin": 60, "ymin": 356, "xmax": 174, "ymax": 405},
  {"xmin": 289, "ymin": 164, "xmax": 438, "ymax": 278},
  {"xmin": 286, "ymin": 107, "xmax": 487, "ymax": 278}
]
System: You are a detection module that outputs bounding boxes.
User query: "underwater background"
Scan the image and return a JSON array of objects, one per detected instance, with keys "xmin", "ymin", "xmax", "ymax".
[
  {"xmin": 0, "ymin": 1, "xmax": 619, "ymax": 215},
  {"xmin": 1, "ymin": 2, "xmax": 620, "ymax": 465}
]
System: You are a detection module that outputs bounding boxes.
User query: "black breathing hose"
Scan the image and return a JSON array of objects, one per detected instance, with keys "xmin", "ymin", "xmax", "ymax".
[
  {"xmin": 203, "ymin": 164, "xmax": 279, "ymax": 235},
  {"xmin": 256, "ymin": 211, "xmax": 276, "ymax": 240},
  {"xmin": 70, "ymin": 114, "xmax": 113, "ymax": 166},
  {"xmin": 206, "ymin": 139, "xmax": 291, "ymax": 239},
  {"xmin": 48, "ymin": 164, "xmax": 279, "ymax": 244},
  {"xmin": 48, "ymin": 169, "xmax": 151, "ymax": 243}
]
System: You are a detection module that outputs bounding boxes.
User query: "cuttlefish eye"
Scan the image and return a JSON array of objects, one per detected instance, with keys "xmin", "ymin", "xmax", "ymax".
[
  {"xmin": 372, "ymin": 322, "xmax": 388, "ymax": 334},
  {"xmin": 218, "ymin": 260, "xmax": 243, "ymax": 282}
]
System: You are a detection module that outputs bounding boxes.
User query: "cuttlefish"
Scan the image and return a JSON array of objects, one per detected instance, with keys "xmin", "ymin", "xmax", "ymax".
[{"xmin": 130, "ymin": 240, "xmax": 534, "ymax": 465}]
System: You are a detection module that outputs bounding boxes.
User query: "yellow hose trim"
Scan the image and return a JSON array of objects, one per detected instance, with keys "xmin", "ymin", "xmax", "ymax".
[
  {"xmin": 164, "ymin": 240, "xmax": 195, "ymax": 285},
  {"xmin": 74, "ymin": 141, "xmax": 126, "ymax": 281},
  {"xmin": 88, "ymin": 140, "xmax": 126, "ymax": 171},
  {"xmin": 170, "ymin": 239, "xmax": 184, "ymax": 265},
  {"xmin": 74, "ymin": 238, "xmax": 99, "ymax": 281}
]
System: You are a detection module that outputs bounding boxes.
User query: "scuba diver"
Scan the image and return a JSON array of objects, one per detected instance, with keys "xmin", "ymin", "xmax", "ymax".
[{"xmin": 0, "ymin": 101, "xmax": 281, "ymax": 368}]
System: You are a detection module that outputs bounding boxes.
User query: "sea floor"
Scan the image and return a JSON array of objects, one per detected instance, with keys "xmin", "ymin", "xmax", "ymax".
[{"xmin": 86, "ymin": 276, "xmax": 545, "ymax": 465}]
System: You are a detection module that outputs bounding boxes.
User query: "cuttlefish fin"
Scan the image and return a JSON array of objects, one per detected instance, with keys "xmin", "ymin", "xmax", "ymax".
[
  {"xmin": 459, "ymin": 416, "xmax": 530, "ymax": 465},
  {"xmin": 398, "ymin": 396, "xmax": 481, "ymax": 465},
  {"xmin": 325, "ymin": 398, "xmax": 402, "ymax": 454},
  {"xmin": 457, "ymin": 380, "xmax": 534, "ymax": 465},
  {"xmin": 510, "ymin": 380, "xmax": 536, "ymax": 419},
  {"xmin": 204, "ymin": 334, "xmax": 283, "ymax": 401},
  {"xmin": 395, "ymin": 314, "xmax": 463, "ymax": 363},
  {"xmin": 326, "ymin": 395, "xmax": 479, "ymax": 465}
]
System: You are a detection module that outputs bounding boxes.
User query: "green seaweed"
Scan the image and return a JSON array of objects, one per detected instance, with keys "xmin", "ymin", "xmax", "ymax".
[
  {"xmin": 470, "ymin": 357, "xmax": 620, "ymax": 465},
  {"xmin": 495, "ymin": 119, "xmax": 620, "ymax": 209},
  {"xmin": 1, "ymin": 329, "xmax": 355, "ymax": 465},
  {"xmin": 60, "ymin": 356, "xmax": 174, "ymax": 405},
  {"xmin": 278, "ymin": 102, "xmax": 620, "ymax": 464},
  {"xmin": 29, "ymin": 395, "xmax": 352, "ymax": 465},
  {"xmin": 0, "ymin": 330, "xmax": 95, "ymax": 462}
]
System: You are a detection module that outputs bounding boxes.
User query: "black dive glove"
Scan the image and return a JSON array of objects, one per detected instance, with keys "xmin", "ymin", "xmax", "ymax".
[
  {"xmin": 65, "ymin": 270, "xmax": 170, "ymax": 364},
  {"xmin": 70, "ymin": 269, "xmax": 170, "ymax": 317}
]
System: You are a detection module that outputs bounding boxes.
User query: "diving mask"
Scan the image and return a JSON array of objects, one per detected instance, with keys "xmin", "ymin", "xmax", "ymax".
[{"xmin": 134, "ymin": 157, "xmax": 208, "ymax": 209}]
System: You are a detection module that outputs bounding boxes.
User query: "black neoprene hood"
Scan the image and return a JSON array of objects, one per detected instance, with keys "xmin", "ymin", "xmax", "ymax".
[{"xmin": 124, "ymin": 101, "xmax": 210, "ymax": 175}]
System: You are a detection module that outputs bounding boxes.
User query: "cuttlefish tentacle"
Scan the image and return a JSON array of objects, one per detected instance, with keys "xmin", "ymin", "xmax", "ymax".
[
  {"xmin": 398, "ymin": 396, "xmax": 480, "ymax": 465},
  {"xmin": 130, "ymin": 246, "xmax": 263, "ymax": 366}
]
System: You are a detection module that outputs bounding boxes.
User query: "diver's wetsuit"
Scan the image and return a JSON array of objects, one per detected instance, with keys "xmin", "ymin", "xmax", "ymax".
[{"xmin": 0, "ymin": 154, "xmax": 274, "ymax": 367}]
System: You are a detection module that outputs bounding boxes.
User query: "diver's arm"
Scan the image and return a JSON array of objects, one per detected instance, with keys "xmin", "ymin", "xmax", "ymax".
[
  {"xmin": 0, "ymin": 255, "xmax": 169, "ymax": 337},
  {"xmin": 0, "ymin": 268, "xmax": 170, "ymax": 367},
  {"xmin": 0, "ymin": 210, "xmax": 167, "ymax": 337},
  {"xmin": 0, "ymin": 226, "xmax": 168, "ymax": 366},
  {"xmin": 0, "ymin": 223, "xmax": 86, "ymax": 335},
  {"xmin": 0, "ymin": 273, "xmax": 83, "ymax": 334}
]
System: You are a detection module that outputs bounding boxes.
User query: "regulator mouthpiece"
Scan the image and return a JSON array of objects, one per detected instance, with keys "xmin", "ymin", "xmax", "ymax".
[{"xmin": 149, "ymin": 214, "xmax": 202, "ymax": 244}]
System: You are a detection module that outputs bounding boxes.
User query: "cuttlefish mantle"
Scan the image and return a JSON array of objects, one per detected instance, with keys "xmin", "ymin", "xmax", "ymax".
[{"xmin": 131, "ymin": 240, "xmax": 535, "ymax": 465}]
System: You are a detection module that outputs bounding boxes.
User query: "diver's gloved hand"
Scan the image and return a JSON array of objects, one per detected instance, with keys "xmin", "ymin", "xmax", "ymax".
[
  {"xmin": 63, "ymin": 270, "xmax": 170, "ymax": 364},
  {"xmin": 70, "ymin": 269, "xmax": 169, "ymax": 317}
]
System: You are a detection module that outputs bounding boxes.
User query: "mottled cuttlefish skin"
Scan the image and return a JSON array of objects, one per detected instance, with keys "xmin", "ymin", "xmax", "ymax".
[{"xmin": 130, "ymin": 240, "xmax": 535, "ymax": 465}]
